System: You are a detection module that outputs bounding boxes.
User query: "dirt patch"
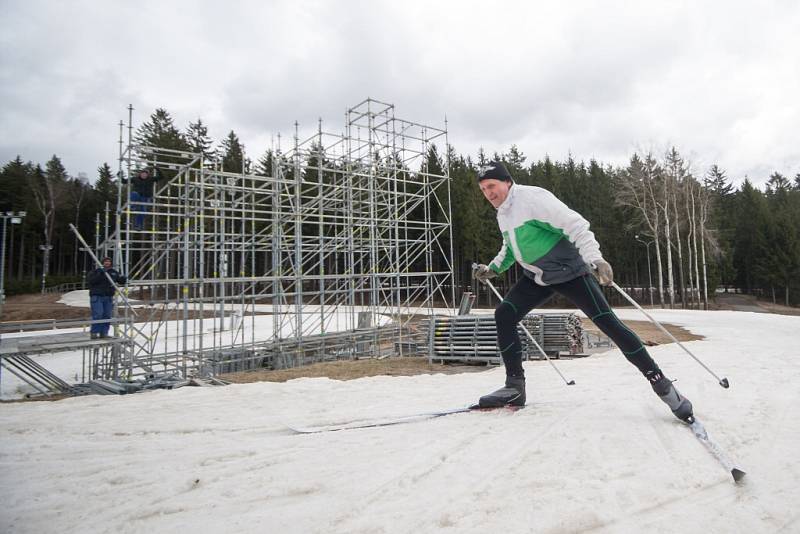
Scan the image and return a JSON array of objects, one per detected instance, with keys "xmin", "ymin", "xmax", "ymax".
[
  {"xmin": 581, "ymin": 318, "xmax": 702, "ymax": 346},
  {"xmin": 714, "ymin": 293, "xmax": 800, "ymax": 316},
  {"xmin": 1, "ymin": 293, "xmax": 89, "ymax": 322},
  {"xmin": 756, "ymin": 301, "xmax": 800, "ymax": 316},
  {"xmin": 222, "ymin": 318, "xmax": 701, "ymax": 384},
  {"xmin": 0, "ymin": 292, "xmax": 268, "ymax": 325},
  {"xmin": 222, "ymin": 357, "xmax": 488, "ymax": 384}
]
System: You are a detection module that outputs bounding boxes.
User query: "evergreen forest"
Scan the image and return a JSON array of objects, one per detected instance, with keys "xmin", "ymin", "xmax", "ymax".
[{"xmin": 1, "ymin": 108, "xmax": 798, "ymax": 308}]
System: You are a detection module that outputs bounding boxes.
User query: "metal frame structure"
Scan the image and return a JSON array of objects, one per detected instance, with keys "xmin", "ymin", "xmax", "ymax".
[{"xmin": 95, "ymin": 98, "xmax": 453, "ymax": 380}]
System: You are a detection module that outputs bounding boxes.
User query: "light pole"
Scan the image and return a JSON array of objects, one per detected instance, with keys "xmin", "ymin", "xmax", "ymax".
[
  {"xmin": 39, "ymin": 244, "xmax": 53, "ymax": 294},
  {"xmin": 635, "ymin": 234, "xmax": 654, "ymax": 308},
  {"xmin": 1, "ymin": 211, "xmax": 26, "ymax": 310}
]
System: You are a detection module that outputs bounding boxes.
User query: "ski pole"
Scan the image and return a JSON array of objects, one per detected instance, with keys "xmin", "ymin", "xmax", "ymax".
[
  {"xmin": 610, "ymin": 282, "xmax": 729, "ymax": 389},
  {"xmin": 472, "ymin": 264, "xmax": 575, "ymax": 386}
]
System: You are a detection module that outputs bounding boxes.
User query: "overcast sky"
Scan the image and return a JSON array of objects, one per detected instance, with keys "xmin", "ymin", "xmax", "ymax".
[{"xmin": 1, "ymin": 0, "xmax": 798, "ymax": 187}]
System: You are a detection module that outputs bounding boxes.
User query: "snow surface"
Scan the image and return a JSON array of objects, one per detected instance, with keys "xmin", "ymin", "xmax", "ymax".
[{"xmin": 1, "ymin": 309, "xmax": 799, "ymax": 533}]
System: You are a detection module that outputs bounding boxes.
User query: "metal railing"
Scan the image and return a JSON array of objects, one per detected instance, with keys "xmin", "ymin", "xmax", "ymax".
[{"xmin": 42, "ymin": 281, "xmax": 87, "ymax": 294}]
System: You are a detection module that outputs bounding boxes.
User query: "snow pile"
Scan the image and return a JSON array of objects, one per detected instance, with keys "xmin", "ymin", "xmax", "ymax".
[{"xmin": 1, "ymin": 309, "xmax": 799, "ymax": 533}]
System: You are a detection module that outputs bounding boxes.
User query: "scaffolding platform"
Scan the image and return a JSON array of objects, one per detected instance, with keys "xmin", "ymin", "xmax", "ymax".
[
  {"xmin": 0, "ymin": 332, "xmax": 125, "ymax": 357},
  {"xmin": 1, "ymin": 331, "xmax": 131, "ymax": 398}
]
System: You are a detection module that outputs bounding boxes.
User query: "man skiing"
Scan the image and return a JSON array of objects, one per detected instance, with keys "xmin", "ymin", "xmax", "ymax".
[
  {"xmin": 87, "ymin": 256, "xmax": 126, "ymax": 339},
  {"xmin": 472, "ymin": 161, "xmax": 693, "ymax": 421}
]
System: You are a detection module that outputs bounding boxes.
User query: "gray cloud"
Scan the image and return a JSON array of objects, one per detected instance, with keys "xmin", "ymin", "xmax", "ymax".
[{"xmin": 1, "ymin": 0, "xmax": 798, "ymax": 186}]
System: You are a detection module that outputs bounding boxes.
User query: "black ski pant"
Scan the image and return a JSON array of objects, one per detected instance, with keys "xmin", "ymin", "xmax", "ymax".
[{"xmin": 495, "ymin": 273, "xmax": 659, "ymax": 379}]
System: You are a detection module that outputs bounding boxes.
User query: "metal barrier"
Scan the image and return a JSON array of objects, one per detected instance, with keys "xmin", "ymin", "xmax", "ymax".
[{"xmin": 42, "ymin": 281, "xmax": 87, "ymax": 294}]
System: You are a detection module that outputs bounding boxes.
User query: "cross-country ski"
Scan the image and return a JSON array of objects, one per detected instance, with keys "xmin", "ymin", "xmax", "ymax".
[{"xmin": 287, "ymin": 404, "xmax": 524, "ymax": 434}]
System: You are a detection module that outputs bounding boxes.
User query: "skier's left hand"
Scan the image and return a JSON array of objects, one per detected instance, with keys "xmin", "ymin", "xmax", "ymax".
[{"xmin": 593, "ymin": 259, "xmax": 614, "ymax": 286}]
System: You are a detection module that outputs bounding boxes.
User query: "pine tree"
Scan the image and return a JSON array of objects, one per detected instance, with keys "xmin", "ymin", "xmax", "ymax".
[
  {"xmin": 94, "ymin": 163, "xmax": 117, "ymax": 206},
  {"xmin": 135, "ymin": 108, "xmax": 189, "ymax": 151},
  {"xmin": 503, "ymin": 145, "xmax": 527, "ymax": 176},
  {"xmin": 0, "ymin": 157, "xmax": 34, "ymax": 284},
  {"xmin": 764, "ymin": 172, "xmax": 800, "ymax": 304},
  {"xmin": 733, "ymin": 179, "xmax": 771, "ymax": 294},
  {"xmin": 220, "ymin": 130, "xmax": 245, "ymax": 173},
  {"xmin": 0, "ymin": 156, "xmax": 32, "ymax": 212},
  {"xmin": 702, "ymin": 165, "xmax": 735, "ymax": 289},
  {"xmin": 186, "ymin": 118, "xmax": 214, "ymax": 161},
  {"xmin": 766, "ymin": 172, "xmax": 790, "ymax": 195},
  {"xmin": 704, "ymin": 165, "xmax": 733, "ymax": 196},
  {"xmin": 254, "ymin": 149, "xmax": 275, "ymax": 177}
]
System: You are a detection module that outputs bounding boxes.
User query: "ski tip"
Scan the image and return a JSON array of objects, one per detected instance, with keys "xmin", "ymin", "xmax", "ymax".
[
  {"xmin": 731, "ymin": 468, "xmax": 746, "ymax": 483},
  {"xmin": 468, "ymin": 404, "xmax": 526, "ymax": 412},
  {"xmin": 287, "ymin": 427, "xmax": 315, "ymax": 434}
]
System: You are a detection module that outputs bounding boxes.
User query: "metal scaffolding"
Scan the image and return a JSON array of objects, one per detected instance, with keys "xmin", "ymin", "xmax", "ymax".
[{"xmin": 97, "ymin": 98, "xmax": 454, "ymax": 380}]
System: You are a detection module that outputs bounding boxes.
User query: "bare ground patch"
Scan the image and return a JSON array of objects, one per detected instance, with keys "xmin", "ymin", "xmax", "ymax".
[
  {"xmin": 0, "ymin": 292, "xmax": 267, "ymax": 325},
  {"xmin": 1, "ymin": 293, "xmax": 88, "ymax": 322},
  {"xmin": 222, "ymin": 357, "xmax": 489, "ymax": 384},
  {"xmin": 581, "ymin": 318, "xmax": 702, "ymax": 346},
  {"xmin": 2, "ymin": 295, "xmax": 703, "ymax": 387},
  {"xmin": 222, "ymin": 319, "xmax": 701, "ymax": 384}
]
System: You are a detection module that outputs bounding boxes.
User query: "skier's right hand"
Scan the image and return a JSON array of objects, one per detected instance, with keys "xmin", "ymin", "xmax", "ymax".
[
  {"xmin": 593, "ymin": 259, "xmax": 614, "ymax": 286},
  {"xmin": 473, "ymin": 264, "xmax": 497, "ymax": 282}
]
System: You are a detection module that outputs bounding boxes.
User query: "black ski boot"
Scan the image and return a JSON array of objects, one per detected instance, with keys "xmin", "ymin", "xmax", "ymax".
[
  {"xmin": 649, "ymin": 371, "xmax": 693, "ymax": 422},
  {"xmin": 477, "ymin": 376, "xmax": 526, "ymax": 408}
]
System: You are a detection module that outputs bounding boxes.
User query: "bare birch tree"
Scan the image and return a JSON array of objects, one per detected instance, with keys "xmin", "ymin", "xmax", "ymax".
[
  {"xmin": 665, "ymin": 148, "xmax": 689, "ymax": 308},
  {"xmin": 28, "ymin": 159, "xmax": 63, "ymax": 291},
  {"xmin": 616, "ymin": 152, "xmax": 666, "ymax": 306},
  {"xmin": 689, "ymin": 179, "xmax": 702, "ymax": 309},
  {"xmin": 685, "ymin": 178, "xmax": 696, "ymax": 308},
  {"xmin": 657, "ymin": 153, "xmax": 676, "ymax": 308},
  {"xmin": 70, "ymin": 175, "xmax": 88, "ymax": 273},
  {"xmin": 698, "ymin": 183, "xmax": 714, "ymax": 309}
]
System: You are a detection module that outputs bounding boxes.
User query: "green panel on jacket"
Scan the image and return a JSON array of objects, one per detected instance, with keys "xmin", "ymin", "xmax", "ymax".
[
  {"xmin": 514, "ymin": 220, "xmax": 565, "ymax": 263},
  {"xmin": 492, "ymin": 230, "xmax": 517, "ymax": 273}
]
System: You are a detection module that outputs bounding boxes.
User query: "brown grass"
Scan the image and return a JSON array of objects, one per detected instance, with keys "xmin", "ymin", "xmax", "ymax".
[{"xmin": 222, "ymin": 357, "xmax": 488, "ymax": 384}]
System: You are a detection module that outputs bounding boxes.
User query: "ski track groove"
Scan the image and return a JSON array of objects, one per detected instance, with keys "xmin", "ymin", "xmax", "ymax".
[
  {"xmin": 583, "ymin": 478, "xmax": 733, "ymax": 533},
  {"xmin": 415, "ymin": 401, "xmax": 591, "ymax": 532},
  {"xmin": 325, "ymin": 411, "xmax": 511, "ymax": 531},
  {"xmin": 403, "ymin": 401, "xmax": 736, "ymax": 533},
  {"xmin": 338, "ymin": 402, "xmax": 589, "ymax": 533}
]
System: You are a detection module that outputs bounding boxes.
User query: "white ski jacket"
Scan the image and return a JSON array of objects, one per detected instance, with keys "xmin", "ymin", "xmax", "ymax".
[{"xmin": 489, "ymin": 184, "xmax": 604, "ymax": 285}]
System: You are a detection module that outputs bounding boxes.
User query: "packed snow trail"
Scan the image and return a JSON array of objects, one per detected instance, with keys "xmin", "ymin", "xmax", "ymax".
[{"xmin": 1, "ymin": 309, "xmax": 798, "ymax": 533}]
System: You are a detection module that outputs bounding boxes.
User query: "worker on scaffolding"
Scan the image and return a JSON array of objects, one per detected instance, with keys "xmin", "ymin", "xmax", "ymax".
[
  {"xmin": 122, "ymin": 167, "xmax": 163, "ymax": 230},
  {"xmin": 87, "ymin": 256, "xmax": 126, "ymax": 339},
  {"xmin": 471, "ymin": 161, "xmax": 693, "ymax": 422}
]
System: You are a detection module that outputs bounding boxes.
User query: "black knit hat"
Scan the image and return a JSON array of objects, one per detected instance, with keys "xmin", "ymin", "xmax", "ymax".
[{"xmin": 477, "ymin": 161, "xmax": 513, "ymax": 182}]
